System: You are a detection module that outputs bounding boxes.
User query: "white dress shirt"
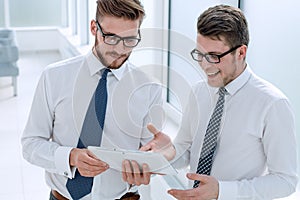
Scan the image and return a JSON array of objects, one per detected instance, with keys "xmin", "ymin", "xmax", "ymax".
[
  {"xmin": 172, "ymin": 66, "xmax": 298, "ymax": 200},
  {"xmin": 21, "ymin": 51, "xmax": 163, "ymax": 199}
]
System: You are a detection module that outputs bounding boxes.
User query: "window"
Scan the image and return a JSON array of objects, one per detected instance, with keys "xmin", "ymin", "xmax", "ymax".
[
  {"xmin": 88, "ymin": 0, "xmax": 97, "ymax": 45},
  {"xmin": 0, "ymin": 0, "xmax": 4, "ymax": 27},
  {"xmin": 9, "ymin": 0, "xmax": 63, "ymax": 27}
]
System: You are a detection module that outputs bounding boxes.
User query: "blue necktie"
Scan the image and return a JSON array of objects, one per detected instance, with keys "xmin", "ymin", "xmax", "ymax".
[
  {"xmin": 66, "ymin": 68, "xmax": 110, "ymax": 199},
  {"xmin": 193, "ymin": 87, "xmax": 227, "ymax": 188}
]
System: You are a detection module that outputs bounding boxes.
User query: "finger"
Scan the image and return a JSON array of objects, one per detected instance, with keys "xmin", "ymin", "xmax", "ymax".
[
  {"xmin": 122, "ymin": 160, "xmax": 127, "ymax": 182},
  {"xmin": 81, "ymin": 156, "xmax": 109, "ymax": 170},
  {"xmin": 139, "ymin": 142, "xmax": 153, "ymax": 151},
  {"xmin": 76, "ymin": 150, "xmax": 106, "ymax": 168},
  {"xmin": 86, "ymin": 150, "xmax": 109, "ymax": 166},
  {"xmin": 168, "ymin": 189, "xmax": 182, "ymax": 199},
  {"xmin": 141, "ymin": 163, "xmax": 151, "ymax": 185},
  {"xmin": 168, "ymin": 188, "xmax": 195, "ymax": 198},
  {"xmin": 85, "ymin": 159, "xmax": 109, "ymax": 169},
  {"xmin": 140, "ymin": 140, "xmax": 161, "ymax": 151},
  {"xmin": 87, "ymin": 150, "xmax": 102, "ymax": 160},
  {"xmin": 77, "ymin": 162, "xmax": 107, "ymax": 177},
  {"xmin": 131, "ymin": 160, "xmax": 141, "ymax": 174},
  {"xmin": 131, "ymin": 160, "xmax": 142, "ymax": 185},
  {"xmin": 122, "ymin": 160, "xmax": 134, "ymax": 184},
  {"xmin": 187, "ymin": 173, "xmax": 209, "ymax": 183},
  {"xmin": 79, "ymin": 167, "xmax": 108, "ymax": 177},
  {"xmin": 147, "ymin": 123, "xmax": 161, "ymax": 136},
  {"xmin": 92, "ymin": 166, "xmax": 109, "ymax": 174},
  {"xmin": 78, "ymin": 160, "xmax": 108, "ymax": 175},
  {"xmin": 78, "ymin": 169, "xmax": 94, "ymax": 177},
  {"xmin": 140, "ymin": 124, "xmax": 165, "ymax": 152}
]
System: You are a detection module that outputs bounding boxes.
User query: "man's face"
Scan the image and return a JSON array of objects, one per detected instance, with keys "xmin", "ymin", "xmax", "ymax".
[
  {"xmin": 196, "ymin": 34, "xmax": 246, "ymax": 87},
  {"xmin": 91, "ymin": 16, "xmax": 140, "ymax": 69}
]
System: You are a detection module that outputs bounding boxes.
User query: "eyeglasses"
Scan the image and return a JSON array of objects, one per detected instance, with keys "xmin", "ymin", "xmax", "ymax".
[
  {"xmin": 96, "ymin": 21, "xmax": 141, "ymax": 48},
  {"xmin": 190, "ymin": 45, "xmax": 242, "ymax": 64}
]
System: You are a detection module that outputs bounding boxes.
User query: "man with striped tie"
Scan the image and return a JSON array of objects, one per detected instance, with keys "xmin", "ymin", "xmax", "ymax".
[{"xmin": 141, "ymin": 4, "xmax": 298, "ymax": 200}]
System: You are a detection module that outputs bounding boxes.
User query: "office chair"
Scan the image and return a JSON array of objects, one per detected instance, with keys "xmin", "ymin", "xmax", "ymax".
[{"xmin": 0, "ymin": 29, "xmax": 19, "ymax": 96}]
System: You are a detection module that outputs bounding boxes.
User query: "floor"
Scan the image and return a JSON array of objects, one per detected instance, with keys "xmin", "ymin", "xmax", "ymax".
[
  {"xmin": 0, "ymin": 51, "xmax": 61, "ymax": 200},
  {"xmin": 0, "ymin": 51, "xmax": 299, "ymax": 200}
]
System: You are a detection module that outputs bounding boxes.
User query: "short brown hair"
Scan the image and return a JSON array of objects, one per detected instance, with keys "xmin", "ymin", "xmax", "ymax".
[
  {"xmin": 96, "ymin": 0, "xmax": 145, "ymax": 25},
  {"xmin": 197, "ymin": 5, "xmax": 249, "ymax": 48}
]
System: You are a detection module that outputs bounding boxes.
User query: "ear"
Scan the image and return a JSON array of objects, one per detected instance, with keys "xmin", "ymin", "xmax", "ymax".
[
  {"xmin": 237, "ymin": 45, "xmax": 247, "ymax": 60},
  {"xmin": 90, "ymin": 20, "xmax": 98, "ymax": 36}
]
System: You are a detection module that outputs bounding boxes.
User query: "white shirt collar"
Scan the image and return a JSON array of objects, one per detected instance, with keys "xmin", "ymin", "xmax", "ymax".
[
  {"xmin": 225, "ymin": 64, "xmax": 252, "ymax": 96},
  {"xmin": 86, "ymin": 50, "xmax": 128, "ymax": 81}
]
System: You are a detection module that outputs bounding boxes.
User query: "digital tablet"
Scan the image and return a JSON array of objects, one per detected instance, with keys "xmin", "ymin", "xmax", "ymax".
[{"xmin": 88, "ymin": 146, "xmax": 178, "ymax": 175}]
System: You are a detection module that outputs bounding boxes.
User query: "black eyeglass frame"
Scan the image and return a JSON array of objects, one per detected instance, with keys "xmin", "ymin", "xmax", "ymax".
[
  {"xmin": 96, "ymin": 20, "xmax": 141, "ymax": 48},
  {"xmin": 190, "ymin": 45, "xmax": 242, "ymax": 64}
]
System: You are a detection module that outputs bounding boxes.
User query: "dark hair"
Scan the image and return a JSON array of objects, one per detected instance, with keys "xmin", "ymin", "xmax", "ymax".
[
  {"xmin": 96, "ymin": 0, "xmax": 145, "ymax": 25},
  {"xmin": 197, "ymin": 5, "xmax": 249, "ymax": 48}
]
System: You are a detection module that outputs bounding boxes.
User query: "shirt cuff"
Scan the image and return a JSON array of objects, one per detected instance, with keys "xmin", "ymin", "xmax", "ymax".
[
  {"xmin": 218, "ymin": 181, "xmax": 238, "ymax": 200},
  {"xmin": 54, "ymin": 146, "xmax": 74, "ymax": 178}
]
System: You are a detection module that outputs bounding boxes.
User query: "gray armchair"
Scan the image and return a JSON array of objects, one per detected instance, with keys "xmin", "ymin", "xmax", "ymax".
[{"xmin": 0, "ymin": 29, "xmax": 19, "ymax": 96}]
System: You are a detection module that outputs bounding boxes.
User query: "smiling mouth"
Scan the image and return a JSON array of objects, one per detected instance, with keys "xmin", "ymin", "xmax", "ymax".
[{"xmin": 207, "ymin": 71, "xmax": 220, "ymax": 77}]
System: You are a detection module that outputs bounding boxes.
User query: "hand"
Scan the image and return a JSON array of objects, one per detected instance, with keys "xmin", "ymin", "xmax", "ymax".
[
  {"xmin": 168, "ymin": 173, "xmax": 219, "ymax": 200},
  {"xmin": 122, "ymin": 160, "xmax": 151, "ymax": 186},
  {"xmin": 140, "ymin": 123, "xmax": 176, "ymax": 161},
  {"xmin": 69, "ymin": 148, "xmax": 109, "ymax": 177}
]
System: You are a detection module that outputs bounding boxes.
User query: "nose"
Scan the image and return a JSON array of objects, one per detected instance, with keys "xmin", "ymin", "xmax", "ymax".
[
  {"xmin": 113, "ymin": 40, "xmax": 128, "ymax": 53},
  {"xmin": 198, "ymin": 59, "xmax": 211, "ymax": 70}
]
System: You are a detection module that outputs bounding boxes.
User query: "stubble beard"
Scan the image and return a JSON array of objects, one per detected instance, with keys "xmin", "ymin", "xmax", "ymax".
[{"xmin": 94, "ymin": 38, "xmax": 131, "ymax": 69}]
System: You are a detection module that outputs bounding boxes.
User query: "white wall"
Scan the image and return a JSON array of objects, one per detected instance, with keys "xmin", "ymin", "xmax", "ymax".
[
  {"xmin": 241, "ymin": 1, "xmax": 300, "ymax": 155},
  {"xmin": 130, "ymin": 0, "xmax": 167, "ymax": 83}
]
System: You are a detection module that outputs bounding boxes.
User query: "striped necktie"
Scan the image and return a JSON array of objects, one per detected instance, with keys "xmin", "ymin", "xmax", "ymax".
[{"xmin": 193, "ymin": 87, "xmax": 227, "ymax": 188}]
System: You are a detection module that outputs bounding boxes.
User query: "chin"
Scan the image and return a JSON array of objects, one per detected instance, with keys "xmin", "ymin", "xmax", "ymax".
[
  {"xmin": 108, "ymin": 65, "xmax": 122, "ymax": 69},
  {"xmin": 109, "ymin": 61, "xmax": 123, "ymax": 69},
  {"xmin": 109, "ymin": 57, "xmax": 128, "ymax": 69},
  {"xmin": 207, "ymin": 81, "xmax": 224, "ymax": 88}
]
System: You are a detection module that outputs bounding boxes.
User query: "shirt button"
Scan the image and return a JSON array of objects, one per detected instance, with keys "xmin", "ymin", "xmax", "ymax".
[{"xmin": 64, "ymin": 171, "xmax": 68, "ymax": 176}]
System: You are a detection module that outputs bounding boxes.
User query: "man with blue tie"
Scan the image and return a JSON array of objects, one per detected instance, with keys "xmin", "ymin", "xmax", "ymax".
[{"xmin": 21, "ymin": 0, "xmax": 162, "ymax": 199}]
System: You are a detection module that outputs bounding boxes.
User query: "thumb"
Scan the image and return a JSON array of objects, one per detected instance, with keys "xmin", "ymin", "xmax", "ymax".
[
  {"xmin": 187, "ymin": 173, "xmax": 209, "ymax": 183},
  {"xmin": 140, "ymin": 123, "xmax": 160, "ymax": 151},
  {"xmin": 147, "ymin": 123, "xmax": 160, "ymax": 136},
  {"xmin": 87, "ymin": 149, "xmax": 99, "ymax": 160}
]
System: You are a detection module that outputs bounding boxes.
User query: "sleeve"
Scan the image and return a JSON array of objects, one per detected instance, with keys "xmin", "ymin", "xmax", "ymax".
[
  {"xmin": 140, "ymin": 83, "xmax": 164, "ymax": 145},
  {"xmin": 21, "ymin": 70, "xmax": 74, "ymax": 178},
  {"xmin": 218, "ymin": 99, "xmax": 298, "ymax": 200},
  {"xmin": 172, "ymin": 86, "xmax": 201, "ymax": 169}
]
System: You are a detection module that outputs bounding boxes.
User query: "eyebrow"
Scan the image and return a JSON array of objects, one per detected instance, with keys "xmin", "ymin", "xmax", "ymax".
[
  {"xmin": 208, "ymin": 51, "xmax": 223, "ymax": 55},
  {"xmin": 97, "ymin": 21, "xmax": 139, "ymax": 38},
  {"xmin": 101, "ymin": 27, "xmax": 116, "ymax": 35},
  {"xmin": 196, "ymin": 49, "xmax": 222, "ymax": 55},
  {"xmin": 103, "ymin": 27, "xmax": 138, "ymax": 38}
]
